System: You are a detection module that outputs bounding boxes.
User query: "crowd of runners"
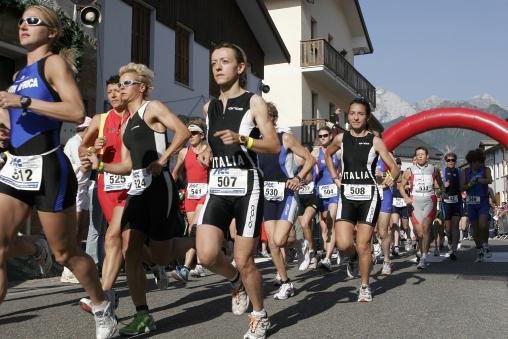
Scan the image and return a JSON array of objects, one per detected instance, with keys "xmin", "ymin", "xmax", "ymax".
[{"xmin": 0, "ymin": 5, "xmax": 501, "ymax": 339}]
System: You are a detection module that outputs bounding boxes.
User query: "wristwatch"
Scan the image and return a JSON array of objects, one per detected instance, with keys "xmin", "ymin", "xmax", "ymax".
[
  {"xmin": 20, "ymin": 96, "xmax": 31, "ymax": 109},
  {"xmin": 238, "ymin": 134, "xmax": 248, "ymax": 145}
]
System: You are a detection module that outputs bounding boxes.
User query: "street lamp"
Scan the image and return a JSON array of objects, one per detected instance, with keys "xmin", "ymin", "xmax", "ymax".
[{"xmin": 70, "ymin": 0, "xmax": 101, "ymax": 28}]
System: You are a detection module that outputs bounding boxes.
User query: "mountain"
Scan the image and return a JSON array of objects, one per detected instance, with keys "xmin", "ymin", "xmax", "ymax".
[{"xmin": 374, "ymin": 88, "xmax": 508, "ymax": 159}]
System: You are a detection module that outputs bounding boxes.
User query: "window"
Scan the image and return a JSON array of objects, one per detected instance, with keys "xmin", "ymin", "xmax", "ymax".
[
  {"xmin": 311, "ymin": 18, "xmax": 317, "ymax": 39},
  {"xmin": 328, "ymin": 102, "xmax": 336, "ymax": 122},
  {"xmin": 311, "ymin": 92, "xmax": 318, "ymax": 119},
  {"xmin": 175, "ymin": 23, "xmax": 192, "ymax": 86},
  {"xmin": 131, "ymin": 2, "xmax": 151, "ymax": 65}
]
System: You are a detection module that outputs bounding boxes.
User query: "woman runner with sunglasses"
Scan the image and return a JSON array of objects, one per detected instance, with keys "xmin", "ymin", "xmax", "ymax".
[
  {"xmin": 441, "ymin": 152, "xmax": 462, "ymax": 260},
  {"xmin": 326, "ymin": 98, "xmax": 399, "ymax": 302},
  {"xmin": 0, "ymin": 5, "xmax": 117, "ymax": 338},
  {"xmin": 313, "ymin": 126, "xmax": 341, "ymax": 270}
]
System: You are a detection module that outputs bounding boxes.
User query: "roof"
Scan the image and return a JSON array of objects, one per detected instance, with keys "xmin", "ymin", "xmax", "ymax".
[
  {"xmin": 391, "ymin": 136, "xmax": 443, "ymax": 160},
  {"xmin": 236, "ymin": 0, "xmax": 291, "ymax": 64},
  {"xmin": 353, "ymin": 0, "xmax": 374, "ymax": 54}
]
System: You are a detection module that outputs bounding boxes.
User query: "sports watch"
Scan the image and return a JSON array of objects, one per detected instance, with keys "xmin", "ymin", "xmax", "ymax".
[{"xmin": 20, "ymin": 96, "xmax": 31, "ymax": 109}]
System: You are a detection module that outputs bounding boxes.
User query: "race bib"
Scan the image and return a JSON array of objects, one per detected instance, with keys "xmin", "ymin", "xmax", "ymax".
[
  {"xmin": 299, "ymin": 181, "xmax": 315, "ymax": 195},
  {"xmin": 0, "ymin": 153, "xmax": 43, "ymax": 191},
  {"xmin": 413, "ymin": 174, "xmax": 434, "ymax": 194},
  {"xmin": 466, "ymin": 195, "xmax": 480, "ymax": 205},
  {"xmin": 209, "ymin": 168, "xmax": 248, "ymax": 196},
  {"xmin": 393, "ymin": 197, "xmax": 406, "ymax": 208},
  {"xmin": 104, "ymin": 172, "xmax": 131, "ymax": 192},
  {"xmin": 444, "ymin": 195, "xmax": 458, "ymax": 204},
  {"xmin": 187, "ymin": 182, "xmax": 208, "ymax": 199},
  {"xmin": 318, "ymin": 184, "xmax": 338, "ymax": 199},
  {"xmin": 264, "ymin": 181, "xmax": 285, "ymax": 201},
  {"xmin": 343, "ymin": 184, "xmax": 372, "ymax": 201},
  {"xmin": 127, "ymin": 168, "xmax": 152, "ymax": 195}
]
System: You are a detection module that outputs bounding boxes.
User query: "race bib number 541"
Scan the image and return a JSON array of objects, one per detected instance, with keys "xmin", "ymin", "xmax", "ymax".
[
  {"xmin": 209, "ymin": 168, "xmax": 248, "ymax": 196},
  {"xmin": 0, "ymin": 154, "xmax": 43, "ymax": 191}
]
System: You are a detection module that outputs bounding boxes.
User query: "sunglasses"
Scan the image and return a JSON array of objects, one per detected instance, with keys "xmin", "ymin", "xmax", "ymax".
[
  {"xmin": 119, "ymin": 80, "xmax": 142, "ymax": 88},
  {"xmin": 18, "ymin": 16, "xmax": 48, "ymax": 27},
  {"xmin": 190, "ymin": 131, "xmax": 202, "ymax": 136},
  {"xmin": 318, "ymin": 134, "xmax": 329, "ymax": 138},
  {"xmin": 446, "ymin": 158, "xmax": 456, "ymax": 163}
]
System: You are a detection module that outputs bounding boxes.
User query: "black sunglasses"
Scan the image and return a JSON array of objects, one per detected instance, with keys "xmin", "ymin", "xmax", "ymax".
[
  {"xmin": 318, "ymin": 134, "xmax": 329, "ymax": 138},
  {"xmin": 18, "ymin": 16, "xmax": 48, "ymax": 27},
  {"xmin": 446, "ymin": 158, "xmax": 456, "ymax": 162},
  {"xmin": 119, "ymin": 79, "xmax": 142, "ymax": 88}
]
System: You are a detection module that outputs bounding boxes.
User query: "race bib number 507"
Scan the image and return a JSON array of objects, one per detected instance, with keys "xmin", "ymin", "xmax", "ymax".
[{"xmin": 209, "ymin": 168, "xmax": 248, "ymax": 196}]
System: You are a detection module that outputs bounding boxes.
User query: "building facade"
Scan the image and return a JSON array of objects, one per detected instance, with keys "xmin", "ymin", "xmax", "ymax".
[
  {"xmin": 262, "ymin": 0, "xmax": 378, "ymax": 142},
  {"xmin": 480, "ymin": 140, "xmax": 508, "ymax": 204}
]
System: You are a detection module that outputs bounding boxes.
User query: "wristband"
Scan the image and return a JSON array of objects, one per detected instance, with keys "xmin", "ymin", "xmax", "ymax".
[
  {"xmin": 98, "ymin": 161, "xmax": 104, "ymax": 173},
  {"xmin": 246, "ymin": 137, "xmax": 254, "ymax": 150}
]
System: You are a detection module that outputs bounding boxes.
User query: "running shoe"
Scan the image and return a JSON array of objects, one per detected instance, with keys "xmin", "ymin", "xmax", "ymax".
[
  {"xmin": 60, "ymin": 266, "xmax": 79, "ymax": 284},
  {"xmin": 308, "ymin": 254, "xmax": 318, "ymax": 269},
  {"xmin": 475, "ymin": 248, "xmax": 484, "ymax": 262},
  {"xmin": 392, "ymin": 246, "xmax": 400, "ymax": 257},
  {"xmin": 457, "ymin": 242, "xmax": 462, "ymax": 250},
  {"xmin": 346, "ymin": 256, "xmax": 358, "ymax": 278},
  {"xmin": 171, "ymin": 266, "xmax": 189, "ymax": 283},
  {"xmin": 119, "ymin": 311, "xmax": 155, "ymax": 336},
  {"xmin": 357, "ymin": 285, "xmax": 373, "ymax": 302},
  {"xmin": 381, "ymin": 261, "xmax": 392, "ymax": 275},
  {"xmin": 34, "ymin": 238, "xmax": 53, "ymax": 275},
  {"xmin": 232, "ymin": 286, "xmax": 250, "ymax": 315},
  {"xmin": 372, "ymin": 243, "xmax": 382, "ymax": 264},
  {"xmin": 260, "ymin": 251, "xmax": 271, "ymax": 258},
  {"xmin": 299, "ymin": 248, "xmax": 311, "ymax": 271},
  {"xmin": 405, "ymin": 239, "xmax": 413, "ymax": 252},
  {"xmin": 190, "ymin": 264, "xmax": 206, "ymax": 277},
  {"xmin": 319, "ymin": 257, "xmax": 332, "ymax": 271},
  {"xmin": 483, "ymin": 244, "xmax": 492, "ymax": 258},
  {"xmin": 93, "ymin": 299, "xmax": 117, "ymax": 339},
  {"xmin": 416, "ymin": 256, "xmax": 426, "ymax": 269},
  {"xmin": 151, "ymin": 265, "xmax": 169, "ymax": 290},
  {"xmin": 273, "ymin": 282, "xmax": 295, "ymax": 300},
  {"xmin": 297, "ymin": 239, "xmax": 307, "ymax": 267},
  {"xmin": 336, "ymin": 250, "xmax": 343, "ymax": 266},
  {"xmin": 80, "ymin": 289, "xmax": 119, "ymax": 315},
  {"xmin": 243, "ymin": 311, "xmax": 270, "ymax": 339}
]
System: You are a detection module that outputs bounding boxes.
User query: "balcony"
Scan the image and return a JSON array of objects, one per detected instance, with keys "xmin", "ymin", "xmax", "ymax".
[{"xmin": 301, "ymin": 39, "xmax": 376, "ymax": 109}]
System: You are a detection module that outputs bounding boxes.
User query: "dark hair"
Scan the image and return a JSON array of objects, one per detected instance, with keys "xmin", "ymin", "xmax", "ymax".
[
  {"xmin": 395, "ymin": 157, "xmax": 402, "ymax": 164},
  {"xmin": 303, "ymin": 143, "xmax": 314, "ymax": 152},
  {"xmin": 318, "ymin": 126, "xmax": 332, "ymax": 134},
  {"xmin": 348, "ymin": 97, "xmax": 372, "ymax": 116},
  {"xmin": 106, "ymin": 75, "xmax": 120, "ymax": 85},
  {"xmin": 465, "ymin": 148, "xmax": 485, "ymax": 164},
  {"xmin": 212, "ymin": 42, "xmax": 248, "ymax": 88},
  {"xmin": 266, "ymin": 102, "xmax": 278, "ymax": 117},
  {"xmin": 444, "ymin": 152, "xmax": 457, "ymax": 160},
  {"xmin": 415, "ymin": 146, "xmax": 428, "ymax": 155}
]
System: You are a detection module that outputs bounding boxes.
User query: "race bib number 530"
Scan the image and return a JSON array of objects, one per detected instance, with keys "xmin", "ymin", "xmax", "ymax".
[
  {"xmin": 209, "ymin": 168, "xmax": 248, "ymax": 196},
  {"xmin": 0, "ymin": 153, "xmax": 43, "ymax": 191}
]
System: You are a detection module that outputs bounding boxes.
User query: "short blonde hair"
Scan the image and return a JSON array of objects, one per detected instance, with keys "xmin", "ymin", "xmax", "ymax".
[{"xmin": 119, "ymin": 62, "xmax": 154, "ymax": 98}]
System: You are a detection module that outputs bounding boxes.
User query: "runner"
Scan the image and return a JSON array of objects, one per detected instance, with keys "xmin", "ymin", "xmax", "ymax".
[
  {"xmin": 390, "ymin": 157, "xmax": 410, "ymax": 254},
  {"xmin": 196, "ymin": 42, "xmax": 279, "ymax": 339},
  {"xmin": 297, "ymin": 144, "xmax": 318, "ymax": 271},
  {"xmin": 326, "ymin": 98, "xmax": 399, "ymax": 302},
  {"xmin": 171, "ymin": 122, "xmax": 211, "ymax": 280},
  {"xmin": 461, "ymin": 148, "xmax": 493, "ymax": 262},
  {"xmin": 313, "ymin": 126, "xmax": 340, "ymax": 271},
  {"xmin": 0, "ymin": 5, "xmax": 116, "ymax": 338},
  {"xmin": 89, "ymin": 62, "xmax": 194, "ymax": 335},
  {"xmin": 258, "ymin": 102, "xmax": 314, "ymax": 300},
  {"xmin": 399, "ymin": 146, "xmax": 443, "ymax": 269}
]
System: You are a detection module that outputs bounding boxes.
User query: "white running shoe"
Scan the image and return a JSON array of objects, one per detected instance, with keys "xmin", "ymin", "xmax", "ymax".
[
  {"xmin": 60, "ymin": 267, "xmax": 79, "ymax": 284},
  {"xmin": 190, "ymin": 264, "xmax": 206, "ymax": 277},
  {"xmin": 93, "ymin": 300, "xmax": 118, "ymax": 339},
  {"xmin": 372, "ymin": 243, "xmax": 382, "ymax": 264},
  {"xmin": 299, "ymin": 249, "xmax": 311, "ymax": 271},
  {"xmin": 151, "ymin": 265, "xmax": 169, "ymax": 290},
  {"xmin": 232, "ymin": 287, "xmax": 250, "ymax": 315},
  {"xmin": 381, "ymin": 261, "xmax": 392, "ymax": 275},
  {"xmin": 273, "ymin": 282, "xmax": 295, "ymax": 300},
  {"xmin": 80, "ymin": 290, "xmax": 118, "ymax": 315},
  {"xmin": 243, "ymin": 311, "xmax": 270, "ymax": 339},
  {"xmin": 319, "ymin": 257, "xmax": 332, "ymax": 271},
  {"xmin": 346, "ymin": 256, "xmax": 359, "ymax": 278},
  {"xmin": 357, "ymin": 285, "xmax": 373, "ymax": 302},
  {"xmin": 416, "ymin": 257, "xmax": 426, "ymax": 269},
  {"xmin": 34, "ymin": 238, "xmax": 53, "ymax": 275}
]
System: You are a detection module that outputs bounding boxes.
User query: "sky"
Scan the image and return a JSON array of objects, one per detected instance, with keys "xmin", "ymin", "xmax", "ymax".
[{"xmin": 355, "ymin": 0, "xmax": 508, "ymax": 106}]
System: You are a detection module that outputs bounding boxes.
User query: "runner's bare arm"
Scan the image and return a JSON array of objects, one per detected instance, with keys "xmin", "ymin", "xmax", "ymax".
[
  {"xmin": 171, "ymin": 148, "xmax": 187, "ymax": 180},
  {"xmin": 325, "ymin": 133, "xmax": 343, "ymax": 186}
]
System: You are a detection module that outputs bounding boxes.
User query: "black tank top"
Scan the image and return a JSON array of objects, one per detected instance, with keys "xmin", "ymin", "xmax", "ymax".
[
  {"xmin": 206, "ymin": 92, "xmax": 260, "ymax": 169},
  {"xmin": 340, "ymin": 131, "xmax": 378, "ymax": 185},
  {"xmin": 123, "ymin": 101, "xmax": 169, "ymax": 170}
]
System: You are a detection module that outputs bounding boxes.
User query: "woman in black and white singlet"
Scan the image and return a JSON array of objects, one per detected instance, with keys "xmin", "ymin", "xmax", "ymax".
[
  {"xmin": 196, "ymin": 43, "xmax": 279, "ymax": 339},
  {"xmin": 91, "ymin": 62, "xmax": 193, "ymax": 335},
  {"xmin": 325, "ymin": 98, "xmax": 399, "ymax": 303}
]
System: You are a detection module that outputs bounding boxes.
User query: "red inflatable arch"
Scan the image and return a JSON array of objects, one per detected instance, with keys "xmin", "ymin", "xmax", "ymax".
[{"xmin": 382, "ymin": 107, "xmax": 508, "ymax": 151}]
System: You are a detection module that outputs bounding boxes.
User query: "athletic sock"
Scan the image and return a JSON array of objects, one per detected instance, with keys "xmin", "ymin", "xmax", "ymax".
[
  {"xmin": 229, "ymin": 270, "xmax": 242, "ymax": 289},
  {"xmin": 252, "ymin": 309, "xmax": 267, "ymax": 317}
]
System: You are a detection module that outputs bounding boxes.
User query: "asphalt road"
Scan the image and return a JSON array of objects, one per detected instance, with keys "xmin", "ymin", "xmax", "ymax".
[{"xmin": 1, "ymin": 240, "xmax": 507, "ymax": 338}]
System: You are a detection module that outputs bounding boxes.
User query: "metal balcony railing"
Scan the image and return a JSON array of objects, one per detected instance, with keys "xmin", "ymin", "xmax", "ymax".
[
  {"xmin": 301, "ymin": 118, "xmax": 328, "ymax": 145},
  {"xmin": 301, "ymin": 39, "xmax": 376, "ymax": 108}
]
